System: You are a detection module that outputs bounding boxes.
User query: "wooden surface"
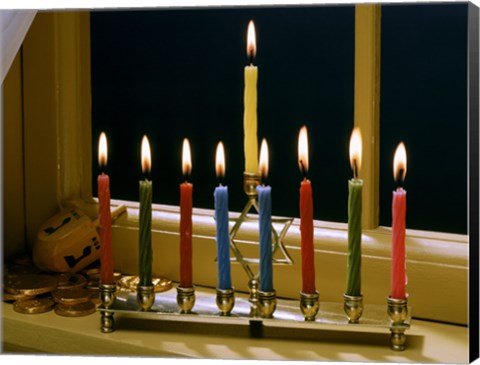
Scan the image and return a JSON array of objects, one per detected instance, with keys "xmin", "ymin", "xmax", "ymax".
[
  {"xmin": 354, "ymin": 4, "xmax": 381, "ymax": 230},
  {"xmin": 2, "ymin": 286, "xmax": 468, "ymax": 363},
  {"xmin": 3, "ymin": 51, "xmax": 26, "ymax": 259}
]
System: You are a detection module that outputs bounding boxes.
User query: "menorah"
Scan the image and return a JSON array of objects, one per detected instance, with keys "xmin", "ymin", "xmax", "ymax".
[{"xmin": 98, "ymin": 172, "xmax": 411, "ymax": 351}]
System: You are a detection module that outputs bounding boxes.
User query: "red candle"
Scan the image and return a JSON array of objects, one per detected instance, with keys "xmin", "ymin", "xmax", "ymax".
[
  {"xmin": 97, "ymin": 132, "xmax": 114, "ymax": 285},
  {"xmin": 298, "ymin": 126, "xmax": 316, "ymax": 294},
  {"xmin": 180, "ymin": 138, "xmax": 193, "ymax": 288},
  {"xmin": 391, "ymin": 142, "xmax": 407, "ymax": 299}
]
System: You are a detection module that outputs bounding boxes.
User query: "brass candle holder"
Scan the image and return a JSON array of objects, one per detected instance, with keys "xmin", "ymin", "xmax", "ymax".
[
  {"xmin": 243, "ymin": 171, "xmax": 262, "ymax": 198},
  {"xmin": 387, "ymin": 296, "xmax": 409, "ymax": 351},
  {"xmin": 177, "ymin": 285, "xmax": 196, "ymax": 313},
  {"xmin": 258, "ymin": 290, "xmax": 277, "ymax": 318},
  {"xmin": 343, "ymin": 293, "xmax": 364, "ymax": 323},
  {"xmin": 300, "ymin": 291, "xmax": 320, "ymax": 321},
  {"xmin": 99, "ymin": 283, "xmax": 116, "ymax": 333},
  {"xmin": 216, "ymin": 288, "xmax": 235, "ymax": 316},
  {"xmin": 137, "ymin": 284, "xmax": 155, "ymax": 311}
]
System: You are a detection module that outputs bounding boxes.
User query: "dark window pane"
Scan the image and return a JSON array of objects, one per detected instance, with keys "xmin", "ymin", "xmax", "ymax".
[
  {"xmin": 91, "ymin": 6, "xmax": 355, "ymax": 223},
  {"xmin": 380, "ymin": 4, "xmax": 468, "ymax": 234}
]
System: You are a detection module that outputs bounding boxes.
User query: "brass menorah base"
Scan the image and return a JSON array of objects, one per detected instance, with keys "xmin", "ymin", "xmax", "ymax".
[{"xmin": 97, "ymin": 286, "xmax": 411, "ymax": 351}]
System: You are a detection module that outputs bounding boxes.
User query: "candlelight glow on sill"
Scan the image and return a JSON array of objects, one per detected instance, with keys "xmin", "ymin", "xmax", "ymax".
[
  {"xmin": 349, "ymin": 127, "xmax": 362, "ymax": 177},
  {"xmin": 298, "ymin": 126, "xmax": 309, "ymax": 174},
  {"xmin": 394, "ymin": 142, "xmax": 407, "ymax": 184},
  {"xmin": 259, "ymin": 138, "xmax": 269, "ymax": 179},
  {"xmin": 215, "ymin": 141, "xmax": 225, "ymax": 179},
  {"xmin": 141, "ymin": 135, "xmax": 151, "ymax": 175},
  {"xmin": 247, "ymin": 20, "xmax": 256, "ymax": 60},
  {"xmin": 182, "ymin": 138, "xmax": 192, "ymax": 178},
  {"xmin": 98, "ymin": 132, "xmax": 108, "ymax": 168}
]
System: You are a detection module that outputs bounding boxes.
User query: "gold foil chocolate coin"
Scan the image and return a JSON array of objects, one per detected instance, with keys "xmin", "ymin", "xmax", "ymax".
[
  {"xmin": 56, "ymin": 273, "xmax": 87, "ymax": 290},
  {"xmin": 3, "ymin": 291, "xmax": 36, "ymax": 302},
  {"xmin": 13, "ymin": 297, "xmax": 55, "ymax": 314},
  {"xmin": 54, "ymin": 301, "xmax": 96, "ymax": 317},
  {"xmin": 4, "ymin": 274, "xmax": 58, "ymax": 296},
  {"xmin": 117, "ymin": 276, "xmax": 172, "ymax": 293},
  {"xmin": 86, "ymin": 279, "xmax": 99, "ymax": 290},
  {"xmin": 83, "ymin": 267, "xmax": 100, "ymax": 279},
  {"xmin": 82, "ymin": 268, "xmax": 122, "ymax": 281},
  {"xmin": 52, "ymin": 289, "xmax": 92, "ymax": 305}
]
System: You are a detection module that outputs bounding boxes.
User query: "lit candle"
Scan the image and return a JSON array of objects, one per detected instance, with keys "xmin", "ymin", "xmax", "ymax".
[
  {"xmin": 97, "ymin": 132, "xmax": 114, "ymax": 285},
  {"xmin": 392, "ymin": 142, "xmax": 407, "ymax": 299},
  {"xmin": 346, "ymin": 127, "xmax": 363, "ymax": 297},
  {"xmin": 180, "ymin": 138, "xmax": 193, "ymax": 289},
  {"xmin": 214, "ymin": 142, "xmax": 232, "ymax": 290},
  {"xmin": 298, "ymin": 126, "xmax": 316, "ymax": 295},
  {"xmin": 139, "ymin": 135, "xmax": 153, "ymax": 287},
  {"xmin": 243, "ymin": 20, "xmax": 258, "ymax": 173},
  {"xmin": 257, "ymin": 139, "xmax": 273, "ymax": 293}
]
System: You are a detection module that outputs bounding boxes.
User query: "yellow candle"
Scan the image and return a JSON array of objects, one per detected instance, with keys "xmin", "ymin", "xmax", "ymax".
[{"xmin": 243, "ymin": 20, "xmax": 258, "ymax": 173}]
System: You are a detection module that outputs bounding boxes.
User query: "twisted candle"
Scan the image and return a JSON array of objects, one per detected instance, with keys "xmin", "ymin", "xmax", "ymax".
[{"xmin": 139, "ymin": 136, "xmax": 153, "ymax": 287}]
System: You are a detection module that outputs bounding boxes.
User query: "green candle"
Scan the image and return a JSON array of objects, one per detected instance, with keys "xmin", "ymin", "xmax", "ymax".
[
  {"xmin": 347, "ymin": 178, "xmax": 362, "ymax": 296},
  {"xmin": 346, "ymin": 128, "xmax": 363, "ymax": 296},
  {"xmin": 139, "ymin": 136, "xmax": 153, "ymax": 287}
]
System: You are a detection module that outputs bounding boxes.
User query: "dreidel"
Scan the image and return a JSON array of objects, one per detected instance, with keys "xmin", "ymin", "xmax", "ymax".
[{"xmin": 33, "ymin": 205, "xmax": 126, "ymax": 273}]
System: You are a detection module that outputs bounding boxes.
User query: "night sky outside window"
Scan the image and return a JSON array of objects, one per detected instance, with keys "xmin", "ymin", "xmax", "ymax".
[{"xmin": 90, "ymin": 3, "xmax": 468, "ymax": 234}]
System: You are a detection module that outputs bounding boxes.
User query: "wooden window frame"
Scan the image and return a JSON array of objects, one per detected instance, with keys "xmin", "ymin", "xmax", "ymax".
[{"xmin": 19, "ymin": 7, "xmax": 470, "ymax": 326}]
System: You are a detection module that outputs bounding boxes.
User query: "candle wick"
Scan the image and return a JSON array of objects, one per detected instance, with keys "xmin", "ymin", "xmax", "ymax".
[
  {"xmin": 396, "ymin": 168, "xmax": 405, "ymax": 189},
  {"xmin": 184, "ymin": 170, "xmax": 191, "ymax": 183},
  {"xmin": 300, "ymin": 160, "xmax": 307, "ymax": 180},
  {"xmin": 143, "ymin": 169, "xmax": 151, "ymax": 181},
  {"xmin": 248, "ymin": 51, "xmax": 254, "ymax": 66},
  {"xmin": 353, "ymin": 160, "xmax": 358, "ymax": 180}
]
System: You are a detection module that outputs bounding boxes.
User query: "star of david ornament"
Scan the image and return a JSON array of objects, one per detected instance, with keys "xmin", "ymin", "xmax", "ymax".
[{"xmin": 228, "ymin": 195, "xmax": 294, "ymax": 281}]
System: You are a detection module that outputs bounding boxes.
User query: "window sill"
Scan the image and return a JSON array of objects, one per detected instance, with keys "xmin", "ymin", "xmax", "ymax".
[
  {"xmin": 73, "ymin": 198, "xmax": 468, "ymax": 326},
  {"xmin": 2, "ymin": 286, "xmax": 469, "ymax": 363}
]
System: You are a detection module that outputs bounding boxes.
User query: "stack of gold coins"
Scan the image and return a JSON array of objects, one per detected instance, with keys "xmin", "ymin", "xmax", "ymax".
[
  {"xmin": 3, "ymin": 257, "xmax": 131, "ymax": 318},
  {"xmin": 4, "ymin": 274, "xmax": 58, "ymax": 314},
  {"xmin": 52, "ymin": 288, "xmax": 96, "ymax": 317},
  {"xmin": 50, "ymin": 271, "xmax": 100, "ymax": 317}
]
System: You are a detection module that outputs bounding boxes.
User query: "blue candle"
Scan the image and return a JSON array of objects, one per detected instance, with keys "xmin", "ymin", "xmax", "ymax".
[
  {"xmin": 257, "ymin": 184, "xmax": 273, "ymax": 292},
  {"xmin": 214, "ymin": 142, "xmax": 231, "ymax": 290},
  {"xmin": 257, "ymin": 138, "xmax": 273, "ymax": 293},
  {"xmin": 214, "ymin": 185, "xmax": 231, "ymax": 290}
]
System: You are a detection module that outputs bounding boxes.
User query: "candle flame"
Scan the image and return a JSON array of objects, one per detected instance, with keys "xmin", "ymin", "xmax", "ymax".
[
  {"xmin": 141, "ymin": 135, "xmax": 151, "ymax": 175},
  {"xmin": 259, "ymin": 138, "xmax": 269, "ymax": 180},
  {"xmin": 98, "ymin": 132, "xmax": 108, "ymax": 168},
  {"xmin": 247, "ymin": 20, "xmax": 256, "ymax": 60},
  {"xmin": 298, "ymin": 126, "xmax": 309, "ymax": 175},
  {"xmin": 349, "ymin": 127, "xmax": 362, "ymax": 177},
  {"xmin": 215, "ymin": 141, "xmax": 225, "ymax": 179},
  {"xmin": 182, "ymin": 138, "xmax": 192, "ymax": 178},
  {"xmin": 393, "ymin": 142, "xmax": 407, "ymax": 184}
]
